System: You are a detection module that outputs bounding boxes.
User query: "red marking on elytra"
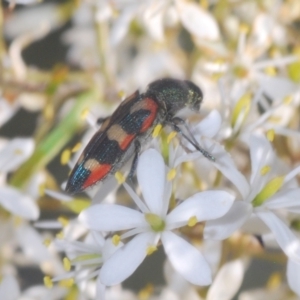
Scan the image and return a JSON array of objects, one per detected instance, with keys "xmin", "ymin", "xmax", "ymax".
[
  {"xmin": 120, "ymin": 134, "xmax": 135, "ymax": 150},
  {"xmin": 83, "ymin": 164, "xmax": 112, "ymax": 189},
  {"xmin": 140, "ymin": 98, "xmax": 158, "ymax": 132}
]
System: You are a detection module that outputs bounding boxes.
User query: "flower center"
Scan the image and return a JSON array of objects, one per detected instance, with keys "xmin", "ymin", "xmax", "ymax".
[
  {"xmin": 145, "ymin": 213, "xmax": 165, "ymax": 232},
  {"xmin": 252, "ymin": 176, "xmax": 284, "ymax": 207}
]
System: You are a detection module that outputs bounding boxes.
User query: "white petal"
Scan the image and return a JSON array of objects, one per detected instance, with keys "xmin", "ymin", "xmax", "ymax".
[
  {"xmin": 96, "ymin": 273, "xmax": 106, "ymax": 300},
  {"xmin": 194, "ymin": 110, "xmax": 222, "ymax": 138},
  {"xmin": 210, "ymin": 143, "xmax": 249, "ymax": 199},
  {"xmin": 162, "ymin": 231, "xmax": 212, "ymax": 286},
  {"xmin": 258, "ymin": 74, "xmax": 299, "ymax": 101},
  {"xmin": 137, "ymin": 149, "xmax": 165, "ymax": 215},
  {"xmin": 207, "ymin": 259, "xmax": 245, "ymax": 300},
  {"xmin": 167, "ymin": 191, "xmax": 234, "ymax": 226},
  {"xmin": 0, "ymin": 275, "xmax": 20, "ymax": 300},
  {"xmin": 79, "ymin": 204, "xmax": 146, "ymax": 231},
  {"xmin": 45, "ymin": 189, "xmax": 73, "ymax": 202},
  {"xmin": 248, "ymin": 134, "xmax": 274, "ymax": 186},
  {"xmin": 16, "ymin": 224, "xmax": 52, "ymax": 263},
  {"xmin": 110, "ymin": 6, "xmax": 136, "ymax": 46},
  {"xmin": 102, "ymin": 238, "xmax": 124, "ymax": 262},
  {"xmin": 204, "ymin": 201, "xmax": 252, "ymax": 240},
  {"xmin": 263, "ymin": 188, "xmax": 300, "ymax": 210},
  {"xmin": 257, "ymin": 211, "xmax": 300, "ymax": 262},
  {"xmin": 177, "ymin": 0, "xmax": 220, "ymax": 41},
  {"xmin": 287, "ymin": 259, "xmax": 300, "ymax": 296},
  {"xmin": 0, "ymin": 138, "xmax": 34, "ymax": 172},
  {"xmin": 143, "ymin": 2, "xmax": 165, "ymax": 41},
  {"xmin": 100, "ymin": 232, "xmax": 156, "ymax": 285},
  {"xmin": 0, "ymin": 186, "xmax": 39, "ymax": 220}
]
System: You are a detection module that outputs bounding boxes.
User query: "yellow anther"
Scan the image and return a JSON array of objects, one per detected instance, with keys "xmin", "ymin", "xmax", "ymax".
[
  {"xmin": 112, "ymin": 234, "xmax": 121, "ymax": 246},
  {"xmin": 253, "ymin": 176, "xmax": 284, "ymax": 207},
  {"xmin": 138, "ymin": 283, "xmax": 154, "ymax": 300},
  {"xmin": 146, "ymin": 245, "xmax": 157, "ymax": 255},
  {"xmin": 13, "ymin": 216, "xmax": 22, "ymax": 227},
  {"xmin": 118, "ymin": 90, "xmax": 126, "ymax": 98},
  {"xmin": 56, "ymin": 231, "xmax": 64, "ymax": 239},
  {"xmin": 71, "ymin": 142, "xmax": 82, "ymax": 153},
  {"xmin": 260, "ymin": 165, "xmax": 271, "ymax": 176},
  {"xmin": 283, "ymin": 95, "xmax": 293, "ymax": 105},
  {"xmin": 231, "ymin": 93, "xmax": 252, "ymax": 128},
  {"xmin": 200, "ymin": 0, "xmax": 208, "ymax": 9},
  {"xmin": 60, "ymin": 149, "xmax": 71, "ymax": 165},
  {"xmin": 264, "ymin": 66, "xmax": 277, "ymax": 76},
  {"xmin": 188, "ymin": 216, "xmax": 198, "ymax": 227},
  {"xmin": 63, "ymin": 257, "xmax": 71, "ymax": 271},
  {"xmin": 44, "ymin": 276, "xmax": 53, "ymax": 288},
  {"xmin": 44, "ymin": 104, "xmax": 54, "ymax": 121},
  {"xmin": 152, "ymin": 124, "xmax": 162, "ymax": 138},
  {"xmin": 167, "ymin": 131, "xmax": 177, "ymax": 144},
  {"xmin": 57, "ymin": 216, "xmax": 69, "ymax": 227},
  {"xmin": 43, "ymin": 238, "xmax": 51, "ymax": 247},
  {"xmin": 115, "ymin": 171, "xmax": 125, "ymax": 184},
  {"xmin": 59, "ymin": 278, "xmax": 74, "ymax": 288},
  {"xmin": 167, "ymin": 168, "xmax": 177, "ymax": 181},
  {"xmin": 38, "ymin": 183, "xmax": 45, "ymax": 196},
  {"xmin": 239, "ymin": 23, "xmax": 249, "ymax": 34},
  {"xmin": 267, "ymin": 272, "xmax": 282, "ymax": 290},
  {"xmin": 266, "ymin": 129, "xmax": 275, "ymax": 141},
  {"xmin": 81, "ymin": 108, "xmax": 90, "ymax": 120}
]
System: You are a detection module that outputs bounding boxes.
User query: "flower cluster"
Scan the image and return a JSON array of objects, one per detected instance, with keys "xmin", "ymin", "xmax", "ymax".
[{"xmin": 1, "ymin": 0, "xmax": 300, "ymax": 299}]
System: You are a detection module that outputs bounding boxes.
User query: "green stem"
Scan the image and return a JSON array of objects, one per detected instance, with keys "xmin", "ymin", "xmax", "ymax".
[{"xmin": 9, "ymin": 89, "xmax": 98, "ymax": 190}]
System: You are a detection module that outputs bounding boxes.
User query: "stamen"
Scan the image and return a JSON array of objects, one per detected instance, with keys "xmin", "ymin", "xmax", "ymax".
[
  {"xmin": 138, "ymin": 283, "xmax": 154, "ymax": 299},
  {"xmin": 44, "ymin": 276, "xmax": 53, "ymax": 288},
  {"xmin": 57, "ymin": 216, "xmax": 69, "ymax": 227},
  {"xmin": 80, "ymin": 108, "xmax": 90, "ymax": 120},
  {"xmin": 264, "ymin": 66, "xmax": 277, "ymax": 76},
  {"xmin": 72, "ymin": 142, "xmax": 82, "ymax": 153},
  {"xmin": 61, "ymin": 149, "xmax": 71, "ymax": 165},
  {"xmin": 152, "ymin": 124, "xmax": 162, "ymax": 138},
  {"xmin": 56, "ymin": 231, "xmax": 64, "ymax": 239},
  {"xmin": 58, "ymin": 278, "xmax": 74, "ymax": 288},
  {"xmin": 115, "ymin": 171, "xmax": 125, "ymax": 184},
  {"xmin": 231, "ymin": 93, "xmax": 251, "ymax": 128},
  {"xmin": 266, "ymin": 129, "xmax": 275, "ymax": 141},
  {"xmin": 167, "ymin": 168, "xmax": 176, "ymax": 181},
  {"xmin": 167, "ymin": 131, "xmax": 177, "ymax": 144},
  {"xmin": 146, "ymin": 245, "xmax": 157, "ymax": 255},
  {"xmin": 252, "ymin": 176, "xmax": 284, "ymax": 207},
  {"xmin": 266, "ymin": 272, "xmax": 282, "ymax": 289},
  {"xmin": 43, "ymin": 238, "xmax": 51, "ymax": 247},
  {"xmin": 283, "ymin": 95, "xmax": 293, "ymax": 105},
  {"xmin": 38, "ymin": 183, "xmax": 45, "ymax": 196},
  {"xmin": 112, "ymin": 234, "xmax": 121, "ymax": 246},
  {"xmin": 188, "ymin": 216, "xmax": 198, "ymax": 227},
  {"xmin": 260, "ymin": 165, "xmax": 271, "ymax": 176},
  {"xmin": 63, "ymin": 257, "xmax": 71, "ymax": 271}
]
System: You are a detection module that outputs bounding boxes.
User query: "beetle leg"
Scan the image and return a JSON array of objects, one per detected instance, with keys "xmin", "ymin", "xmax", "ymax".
[
  {"xmin": 128, "ymin": 140, "xmax": 141, "ymax": 182},
  {"xmin": 168, "ymin": 118, "xmax": 215, "ymax": 162},
  {"xmin": 96, "ymin": 117, "xmax": 109, "ymax": 125}
]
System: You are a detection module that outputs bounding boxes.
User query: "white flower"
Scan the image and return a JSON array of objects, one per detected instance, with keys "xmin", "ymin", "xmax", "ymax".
[
  {"xmin": 52, "ymin": 232, "xmax": 122, "ymax": 299},
  {"xmin": 287, "ymin": 259, "xmax": 300, "ymax": 297},
  {"xmin": 79, "ymin": 149, "xmax": 234, "ymax": 286},
  {"xmin": 176, "ymin": 110, "xmax": 249, "ymax": 198},
  {"xmin": 205, "ymin": 134, "xmax": 300, "ymax": 264},
  {"xmin": 0, "ymin": 138, "xmax": 39, "ymax": 220}
]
